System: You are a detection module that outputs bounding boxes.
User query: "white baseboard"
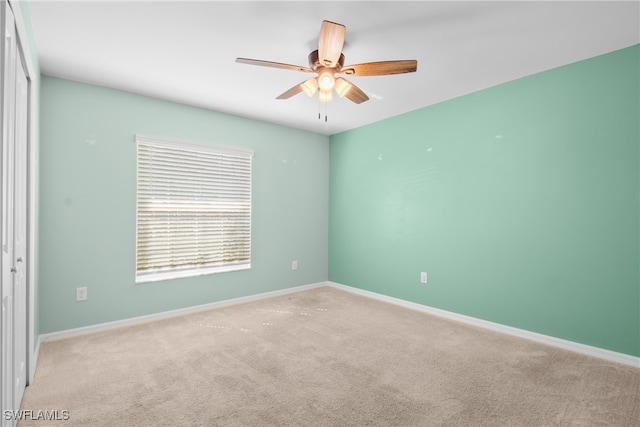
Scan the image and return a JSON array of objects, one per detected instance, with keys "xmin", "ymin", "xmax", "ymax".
[
  {"xmin": 328, "ymin": 281, "xmax": 640, "ymax": 369},
  {"xmin": 37, "ymin": 282, "xmax": 326, "ymax": 345},
  {"xmin": 33, "ymin": 280, "xmax": 639, "ymax": 371},
  {"xmin": 29, "ymin": 336, "xmax": 41, "ymax": 386}
]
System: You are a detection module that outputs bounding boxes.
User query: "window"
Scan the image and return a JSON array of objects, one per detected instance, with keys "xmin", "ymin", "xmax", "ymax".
[{"xmin": 135, "ymin": 134, "xmax": 253, "ymax": 283}]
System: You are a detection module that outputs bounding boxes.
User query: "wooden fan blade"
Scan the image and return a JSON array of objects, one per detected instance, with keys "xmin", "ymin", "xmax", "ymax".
[
  {"xmin": 318, "ymin": 20, "xmax": 346, "ymax": 68},
  {"xmin": 236, "ymin": 58, "xmax": 313, "ymax": 73},
  {"xmin": 276, "ymin": 83, "xmax": 305, "ymax": 99},
  {"xmin": 341, "ymin": 79, "xmax": 369, "ymax": 104},
  {"xmin": 341, "ymin": 60, "xmax": 417, "ymax": 76}
]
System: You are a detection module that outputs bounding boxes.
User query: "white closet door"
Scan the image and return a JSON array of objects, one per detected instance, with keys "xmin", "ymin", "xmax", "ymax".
[
  {"xmin": 12, "ymin": 48, "xmax": 27, "ymax": 411},
  {"xmin": 0, "ymin": 1, "xmax": 27, "ymax": 425}
]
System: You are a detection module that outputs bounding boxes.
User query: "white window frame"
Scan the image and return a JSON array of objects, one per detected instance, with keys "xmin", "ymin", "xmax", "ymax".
[{"xmin": 135, "ymin": 134, "xmax": 253, "ymax": 283}]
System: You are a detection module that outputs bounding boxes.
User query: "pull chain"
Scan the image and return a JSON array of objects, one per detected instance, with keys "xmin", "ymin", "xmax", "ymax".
[{"xmin": 317, "ymin": 99, "xmax": 328, "ymax": 124}]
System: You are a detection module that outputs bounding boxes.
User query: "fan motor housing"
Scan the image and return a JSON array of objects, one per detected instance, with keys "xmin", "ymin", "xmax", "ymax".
[{"xmin": 308, "ymin": 50, "xmax": 344, "ymax": 72}]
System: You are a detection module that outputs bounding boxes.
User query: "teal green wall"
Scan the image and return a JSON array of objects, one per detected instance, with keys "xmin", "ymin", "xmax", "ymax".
[
  {"xmin": 39, "ymin": 76, "xmax": 328, "ymax": 333},
  {"xmin": 329, "ymin": 45, "xmax": 640, "ymax": 357}
]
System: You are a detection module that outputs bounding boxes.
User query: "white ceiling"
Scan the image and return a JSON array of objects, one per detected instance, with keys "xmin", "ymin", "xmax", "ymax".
[{"xmin": 26, "ymin": 1, "xmax": 640, "ymax": 136}]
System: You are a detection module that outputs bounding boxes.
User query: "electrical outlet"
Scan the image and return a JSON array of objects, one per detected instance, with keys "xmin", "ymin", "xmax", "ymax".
[
  {"xmin": 420, "ymin": 272, "xmax": 428, "ymax": 284},
  {"xmin": 292, "ymin": 260, "xmax": 298, "ymax": 271},
  {"xmin": 76, "ymin": 287, "xmax": 87, "ymax": 301}
]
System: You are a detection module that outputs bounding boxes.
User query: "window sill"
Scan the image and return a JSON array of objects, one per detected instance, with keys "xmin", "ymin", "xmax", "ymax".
[{"xmin": 136, "ymin": 263, "xmax": 251, "ymax": 284}]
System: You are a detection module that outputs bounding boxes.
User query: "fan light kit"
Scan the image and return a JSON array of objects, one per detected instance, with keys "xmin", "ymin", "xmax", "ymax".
[{"xmin": 236, "ymin": 20, "xmax": 418, "ymax": 105}]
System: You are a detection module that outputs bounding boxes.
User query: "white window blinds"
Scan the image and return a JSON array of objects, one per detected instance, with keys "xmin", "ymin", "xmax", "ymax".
[{"xmin": 135, "ymin": 134, "xmax": 253, "ymax": 283}]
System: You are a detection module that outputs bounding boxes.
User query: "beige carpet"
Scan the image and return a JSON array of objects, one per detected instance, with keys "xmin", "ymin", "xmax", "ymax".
[{"xmin": 20, "ymin": 286, "xmax": 639, "ymax": 426}]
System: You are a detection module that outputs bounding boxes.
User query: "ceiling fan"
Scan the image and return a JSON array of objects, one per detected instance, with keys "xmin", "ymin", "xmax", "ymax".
[{"xmin": 236, "ymin": 20, "xmax": 418, "ymax": 104}]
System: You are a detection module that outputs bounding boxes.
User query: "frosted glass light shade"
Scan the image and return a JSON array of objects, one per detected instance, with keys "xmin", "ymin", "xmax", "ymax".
[
  {"xmin": 319, "ymin": 90, "xmax": 333, "ymax": 102},
  {"xmin": 301, "ymin": 78, "xmax": 319, "ymax": 97},
  {"xmin": 334, "ymin": 77, "xmax": 351, "ymax": 98}
]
